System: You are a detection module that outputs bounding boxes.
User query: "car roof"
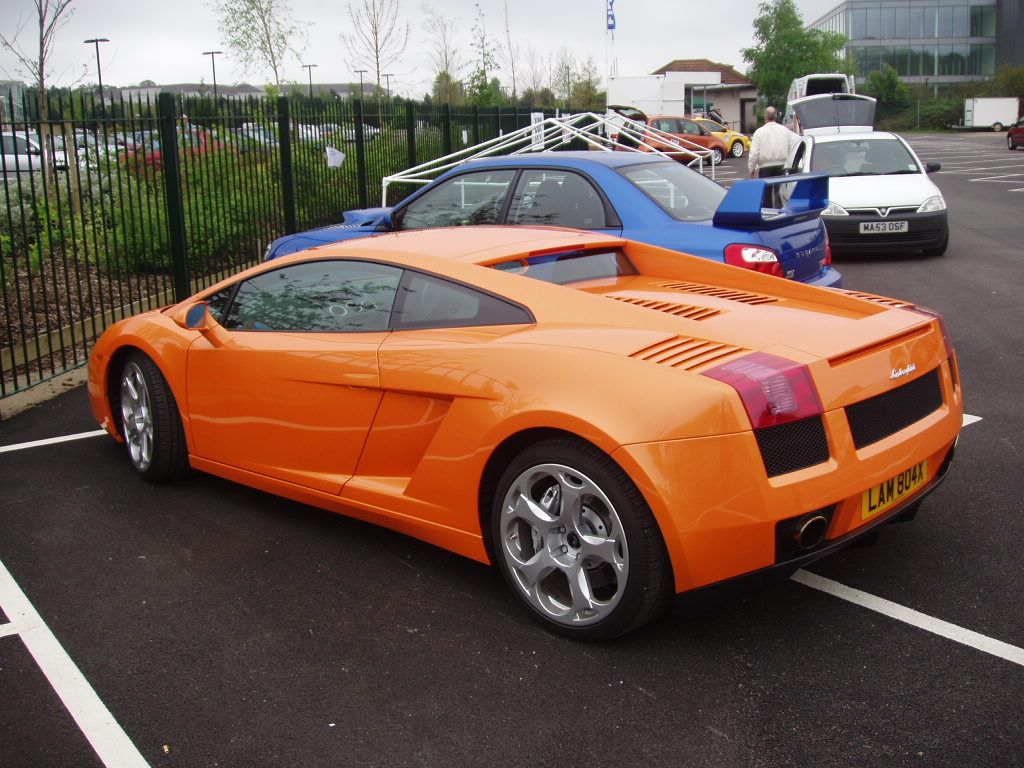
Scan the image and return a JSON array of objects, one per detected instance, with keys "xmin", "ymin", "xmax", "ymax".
[
  {"xmin": 450, "ymin": 151, "xmax": 675, "ymax": 170},
  {"xmin": 811, "ymin": 131, "xmax": 898, "ymax": 143},
  {"xmin": 289, "ymin": 226, "xmax": 625, "ymax": 268}
]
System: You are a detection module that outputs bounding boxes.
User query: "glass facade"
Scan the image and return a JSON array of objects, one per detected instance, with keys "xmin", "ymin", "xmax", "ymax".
[{"xmin": 809, "ymin": 1, "xmax": 998, "ymax": 81}]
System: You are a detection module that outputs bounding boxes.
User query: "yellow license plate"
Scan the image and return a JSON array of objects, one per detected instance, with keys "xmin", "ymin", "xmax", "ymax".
[{"xmin": 861, "ymin": 460, "xmax": 928, "ymax": 520}]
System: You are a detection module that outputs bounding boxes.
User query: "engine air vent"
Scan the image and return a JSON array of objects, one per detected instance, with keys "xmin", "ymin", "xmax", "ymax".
[
  {"xmin": 838, "ymin": 290, "xmax": 914, "ymax": 310},
  {"xmin": 655, "ymin": 281, "xmax": 778, "ymax": 305},
  {"xmin": 606, "ymin": 294, "xmax": 722, "ymax": 321},
  {"xmin": 630, "ymin": 336, "xmax": 748, "ymax": 371}
]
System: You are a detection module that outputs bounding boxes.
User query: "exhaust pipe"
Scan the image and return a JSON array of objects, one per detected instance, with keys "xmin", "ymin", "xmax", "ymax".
[{"xmin": 794, "ymin": 514, "xmax": 830, "ymax": 550}]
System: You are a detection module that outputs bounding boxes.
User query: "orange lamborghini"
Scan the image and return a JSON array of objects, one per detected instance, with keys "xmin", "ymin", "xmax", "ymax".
[{"xmin": 88, "ymin": 227, "xmax": 962, "ymax": 639}]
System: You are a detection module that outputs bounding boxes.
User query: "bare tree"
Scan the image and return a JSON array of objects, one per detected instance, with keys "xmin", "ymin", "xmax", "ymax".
[
  {"xmin": 522, "ymin": 46, "xmax": 547, "ymax": 93},
  {"xmin": 341, "ymin": 0, "xmax": 410, "ymax": 93},
  {"xmin": 498, "ymin": 0, "xmax": 519, "ymax": 102},
  {"xmin": 423, "ymin": 6, "xmax": 462, "ymax": 103},
  {"xmin": 0, "ymin": 0, "xmax": 75, "ymax": 124},
  {"xmin": 551, "ymin": 46, "xmax": 576, "ymax": 108},
  {"xmin": 211, "ymin": 0, "xmax": 304, "ymax": 89}
]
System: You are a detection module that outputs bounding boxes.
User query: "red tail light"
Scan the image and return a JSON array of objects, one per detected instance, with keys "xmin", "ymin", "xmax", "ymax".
[
  {"xmin": 704, "ymin": 352, "xmax": 823, "ymax": 429},
  {"xmin": 823, "ymin": 230, "xmax": 832, "ymax": 267},
  {"xmin": 724, "ymin": 244, "xmax": 783, "ymax": 277}
]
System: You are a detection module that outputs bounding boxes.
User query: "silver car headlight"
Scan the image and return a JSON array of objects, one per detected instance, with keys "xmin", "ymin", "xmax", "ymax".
[
  {"xmin": 917, "ymin": 195, "xmax": 947, "ymax": 213},
  {"xmin": 822, "ymin": 201, "xmax": 848, "ymax": 216}
]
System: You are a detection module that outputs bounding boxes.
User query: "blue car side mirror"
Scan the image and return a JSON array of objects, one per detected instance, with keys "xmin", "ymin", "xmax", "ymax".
[{"xmin": 377, "ymin": 212, "xmax": 394, "ymax": 231}]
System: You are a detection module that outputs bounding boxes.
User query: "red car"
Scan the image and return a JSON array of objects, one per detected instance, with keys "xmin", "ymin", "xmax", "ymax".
[
  {"xmin": 610, "ymin": 106, "xmax": 728, "ymax": 165},
  {"xmin": 1007, "ymin": 116, "xmax": 1024, "ymax": 150}
]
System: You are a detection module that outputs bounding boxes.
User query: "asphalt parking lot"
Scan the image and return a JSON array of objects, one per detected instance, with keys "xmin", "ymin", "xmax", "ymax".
[{"xmin": 2, "ymin": 132, "xmax": 1022, "ymax": 768}]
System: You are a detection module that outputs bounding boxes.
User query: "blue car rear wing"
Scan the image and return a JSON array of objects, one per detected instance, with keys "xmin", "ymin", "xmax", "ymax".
[{"xmin": 712, "ymin": 172, "xmax": 829, "ymax": 230}]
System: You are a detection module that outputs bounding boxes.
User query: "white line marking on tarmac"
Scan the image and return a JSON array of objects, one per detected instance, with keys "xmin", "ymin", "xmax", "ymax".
[
  {"xmin": 963, "ymin": 413, "xmax": 983, "ymax": 426},
  {"xmin": 0, "ymin": 558, "xmax": 151, "ymax": 768},
  {"xmin": 0, "ymin": 429, "xmax": 107, "ymax": 454},
  {"xmin": 793, "ymin": 570, "xmax": 1024, "ymax": 668},
  {"xmin": 0, "ymin": 622, "xmax": 18, "ymax": 639}
]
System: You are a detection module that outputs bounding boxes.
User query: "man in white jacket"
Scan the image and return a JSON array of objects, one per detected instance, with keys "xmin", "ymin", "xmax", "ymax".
[{"xmin": 748, "ymin": 106, "xmax": 800, "ymax": 178}]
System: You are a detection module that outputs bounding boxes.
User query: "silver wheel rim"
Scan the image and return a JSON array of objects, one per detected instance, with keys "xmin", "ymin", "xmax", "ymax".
[
  {"xmin": 499, "ymin": 463, "xmax": 628, "ymax": 627},
  {"xmin": 120, "ymin": 362, "xmax": 153, "ymax": 471},
  {"xmin": 731, "ymin": 141, "xmax": 744, "ymax": 157},
  {"xmin": 713, "ymin": 148, "xmax": 723, "ymax": 164}
]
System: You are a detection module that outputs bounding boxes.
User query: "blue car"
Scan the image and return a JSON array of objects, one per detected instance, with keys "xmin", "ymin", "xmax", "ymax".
[{"xmin": 266, "ymin": 152, "xmax": 841, "ymax": 287}]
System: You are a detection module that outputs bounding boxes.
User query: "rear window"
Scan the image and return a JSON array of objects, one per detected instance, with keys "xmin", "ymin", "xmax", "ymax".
[
  {"xmin": 618, "ymin": 160, "xmax": 726, "ymax": 221},
  {"xmin": 491, "ymin": 249, "xmax": 636, "ymax": 285}
]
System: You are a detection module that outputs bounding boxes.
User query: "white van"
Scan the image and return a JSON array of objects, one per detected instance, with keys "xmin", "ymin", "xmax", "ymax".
[{"xmin": 784, "ymin": 73, "xmax": 856, "ymax": 131}]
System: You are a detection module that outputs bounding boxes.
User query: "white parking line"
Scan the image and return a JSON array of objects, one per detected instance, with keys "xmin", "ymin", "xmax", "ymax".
[
  {"xmin": 0, "ymin": 429, "xmax": 107, "ymax": 454},
  {"xmin": 0, "ymin": 558, "xmax": 151, "ymax": 768},
  {"xmin": 963, "ymin": 413, "xmax": 983, "ymax": 426},
  {"xmin": 793, "ymin": 570, "xmax": 1024, "ymax": 668},
  {"xmin": 0, "ymin": 622, "xmax": 18, "ymax": 638}
]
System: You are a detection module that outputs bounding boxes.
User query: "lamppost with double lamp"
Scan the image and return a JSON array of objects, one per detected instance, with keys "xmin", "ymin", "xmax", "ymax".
[
  {"xmin": 382, "ymin": 73, "xmax": 393, "ymax": 99},
  {"xmin": 354, "ymin": 69, "xmax": 367, "ymax": 99},
  {"xmin": 84, "ymin": 38, "xmax": 110, "ymax": 107},
  {"xmin": 303, "ymin": 63, "xmax": 318, "ymax": 98},
  {"xmin": 203, "ymin": 50, "xmax": 223, "ymax": 98}
]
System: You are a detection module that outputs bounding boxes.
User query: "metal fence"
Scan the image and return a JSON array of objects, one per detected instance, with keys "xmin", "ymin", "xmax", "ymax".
[{"xmin": 0, "ymin": 91, "xmax": 554, "ymax": 401}]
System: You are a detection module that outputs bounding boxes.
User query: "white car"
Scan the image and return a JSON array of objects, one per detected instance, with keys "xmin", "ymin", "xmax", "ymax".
[
  {"xmin": 785, "ymin": 94, "xmax": 948, "ymax": 256},
  {"xmin": 1, "ymin": 131, "xmax": 68, "ymax": 175}
]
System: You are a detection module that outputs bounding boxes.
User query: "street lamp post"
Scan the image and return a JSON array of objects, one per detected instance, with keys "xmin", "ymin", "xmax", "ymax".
[
  {"xmin": 382, "ymin": 73, "xmax": 393, "ymax": 99},
  {"xmin": 203, "ymin": 50, "xmax": 223, "ymax": 98},
  {"xmin": 302, "ymin": 63, "xmax": 318, "ymax": 99},
  {"xmin": 84, "ymin": 38, "xmax": 110, "ymax": 108},
  {"xmin": 355, "ymin": 69, "xmax": 367, "ymax": 99}
]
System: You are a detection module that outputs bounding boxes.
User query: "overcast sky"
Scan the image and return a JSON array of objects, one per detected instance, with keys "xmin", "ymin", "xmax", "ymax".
[{"xmin": 1, "ymin": 0, "xmax": 841, "ymax": 98}]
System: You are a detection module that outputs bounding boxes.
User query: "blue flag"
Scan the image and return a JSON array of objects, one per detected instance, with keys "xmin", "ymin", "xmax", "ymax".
[{"xmin": 607, "ymin": 0, "xmax": 616, "ymax": 30}]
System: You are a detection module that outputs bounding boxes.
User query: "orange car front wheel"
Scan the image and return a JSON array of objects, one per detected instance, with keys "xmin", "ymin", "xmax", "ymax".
[
  {"xmin": 490, "ymin": 436, "xmax": 673, "ymax": 640},
  {"xmin": 117, "ymin": 352, "xmax": 189, "ymax": 483}
]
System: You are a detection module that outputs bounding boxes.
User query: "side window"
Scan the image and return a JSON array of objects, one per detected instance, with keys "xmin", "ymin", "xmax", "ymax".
[
  {"xmin": 653, "ymin": 119, "xmax": 676, "ymax": 133},
  {"xmin": 205, "ymin": 286, "xmax": 235, "ymax": 325},
  {"xmin": 681, "ymin": 120, "xmax": 702, "ymax": 136},
  {"xmin": 396, "ymin": 169, "xmax": 516, "ymax": 230},
  {"xmin": 393, "ymin": 271, "xmax": 532, "ymax": 330},
  {"xmin": 506, "ymin": 169, "xmax": 607, "ymax": 229},
  {"xmin": 1, "ymin": 135, "xmax": 14, "ymax": 154},
  {"xmin": 222, "ymin": 260, "xmax": 402, "ymax": 332}
]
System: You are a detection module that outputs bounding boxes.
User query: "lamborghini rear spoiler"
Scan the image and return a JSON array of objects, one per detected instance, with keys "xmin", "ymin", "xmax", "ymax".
[{"xmin": 712, "ymin": 172, "xmax": 829, "ymax": 230}]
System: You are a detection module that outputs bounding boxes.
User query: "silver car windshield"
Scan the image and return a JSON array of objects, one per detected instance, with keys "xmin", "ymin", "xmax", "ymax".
[{"xmin": 810, "ymin": 139, "xmax": 921, "ymax": 177}]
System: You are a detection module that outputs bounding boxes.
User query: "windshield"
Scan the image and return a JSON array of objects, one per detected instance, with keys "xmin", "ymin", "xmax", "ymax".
[
  {"xmin": 618, "ymin": 160, "xmax": 726, "ymax": 221},
  {"xmin": 811, "ymin": 138, "xmax": 921, "ymax": 177}
]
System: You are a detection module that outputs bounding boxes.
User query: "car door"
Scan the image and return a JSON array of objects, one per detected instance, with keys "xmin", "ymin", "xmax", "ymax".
[
  {"xmin": 393, "ymin": 169, "xmax": 517, "ymax": 230},
  {"xmin": 503, "ymin": 168, "xmax": 621, "ymax": 234},
  {"xmin": 186, "ymin": 259, "xmax": 403, "ymax": 495},
  {"xmin": 679, "ymin": 119, "xmax": 711, "ymax": 149},
  {"xmin": 1, "ymin": 133, "xmax": 40, "ymax": 174}
]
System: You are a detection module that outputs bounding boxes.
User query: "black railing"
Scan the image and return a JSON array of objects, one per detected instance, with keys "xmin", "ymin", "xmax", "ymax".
[{"xmin": 0, "ymin": 92, "xmax": 556, "ymax": 402}]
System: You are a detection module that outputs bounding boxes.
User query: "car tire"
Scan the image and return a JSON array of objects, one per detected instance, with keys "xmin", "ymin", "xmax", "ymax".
[
  {"xmin": 923, "ymin": 229, "xmax": 949, "ymax": 257},
  {"xmin": 992, "ymin": 122, "xmax": 1003, "ymax": 132},
  {"xmin": 490, "ymin": 436, "xmax": 673, "ymax": 640},
  {"xmin": 711, "ymin": 148, "xmax": 724, "ymax": 165},
  {"xmin": 730, "ymin": 141, "xmax": 745, "ymax": 158},
  {"xmin": 118, "ymin": 352, "xmax": 189, "ymax": 483},
  {"xmin": 1009, "ymin": 134, "xmax": 1018, "ymax": 151}
]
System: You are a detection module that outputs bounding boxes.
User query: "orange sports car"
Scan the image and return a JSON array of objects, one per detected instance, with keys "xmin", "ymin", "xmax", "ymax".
[{"xmin": 88, "ymin": 227, "xmax": 962, "ymax": 639}]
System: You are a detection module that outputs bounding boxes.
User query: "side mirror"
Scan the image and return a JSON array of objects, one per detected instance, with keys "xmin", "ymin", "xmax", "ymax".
[
  {"xmin": 172, "ymin": 300, "xmax": 233, "ymax": 348},
  {"xmin": 173, "ymin": 300, "xmax": 212, "ymax": 331},
  {"xmin": 376, "ymin": 211, "xmax": 395, "ymax": 231},
  {"xmin": 925, "ymin": 161, "xmax": 941, "ymax": 173}
]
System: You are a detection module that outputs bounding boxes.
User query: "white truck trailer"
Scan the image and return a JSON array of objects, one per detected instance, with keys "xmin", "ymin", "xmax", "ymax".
[{"xmin": 963, "ymin": 98, "xmax": 1020, "ymax": 131}]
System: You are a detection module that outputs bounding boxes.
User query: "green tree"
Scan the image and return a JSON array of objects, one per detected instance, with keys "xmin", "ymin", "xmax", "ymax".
[
  {"xmin": 570, "ymin": 57, "xmax": 605, "ymax": 112},
  {"xmin": 741, "ymin": 0, "xmax": 851, "ymax": 106},
  {"xmin": 211, "ymin": 0, "xmax": 305, "ymax": 88},
  {"xmin": 466, "ymin": 4, "xmax": 502, "ymax": 106},
  {"xmin": 989, "ymin": 64, "xmax": 1024, "ymax": 102},
  {"xmin": 863, "ymin": 63, "xmax": 910, "ymax": 103},
  {"xmin": 431, "ymin": 71, "xmax": 466, "ymax": 105},
  {"xmin": 519, "ymin": 86, "xmax": 555, "ymax": 108}
]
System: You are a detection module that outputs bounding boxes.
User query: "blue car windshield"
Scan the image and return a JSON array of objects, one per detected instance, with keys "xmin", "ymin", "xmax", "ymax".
[
  {"xmin": 491, "ymin": 249, "xmax": 636, "ymax": 285},
  {"xmin": 618, "ymin": 161, "xmax": 726, "ymax": 222}
]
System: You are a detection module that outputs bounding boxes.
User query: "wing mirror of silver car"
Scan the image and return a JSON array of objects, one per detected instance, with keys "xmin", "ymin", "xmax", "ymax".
[{"xmin": 925, "ymin": 162, "xmax": 941, "ymax": 173}]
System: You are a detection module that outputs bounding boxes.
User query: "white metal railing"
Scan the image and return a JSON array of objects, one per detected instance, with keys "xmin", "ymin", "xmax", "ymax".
[{"xmin": 380, "ymin": 111, "xmax": 715, "ymax": 205}]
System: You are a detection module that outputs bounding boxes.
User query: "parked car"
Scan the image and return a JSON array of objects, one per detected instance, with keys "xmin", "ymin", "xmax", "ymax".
[
  {"xmin": 785, "ymin": 94, "xmax": 948, "ymax": 255},
  {"xmin": 265, "ymin": 151, "xmax": 841, "ymax": 287},
  {"xmin": 694, "ymin": 117, "xmax": 751, "ymax": 158},
  {"xmin": 610, "ymin": 106, "xmax": 728, "ymax": 165},
  {"xmin": 1, "ymin": 130, "xmax": 68, "ymax": 174},
  {"xmin": 1007, "ymin": 116, "xmax": 1024, "ymax": 150},
  {"xmin": 87, "ymin": 226, "xmax": 962, "ymax": 639}
]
